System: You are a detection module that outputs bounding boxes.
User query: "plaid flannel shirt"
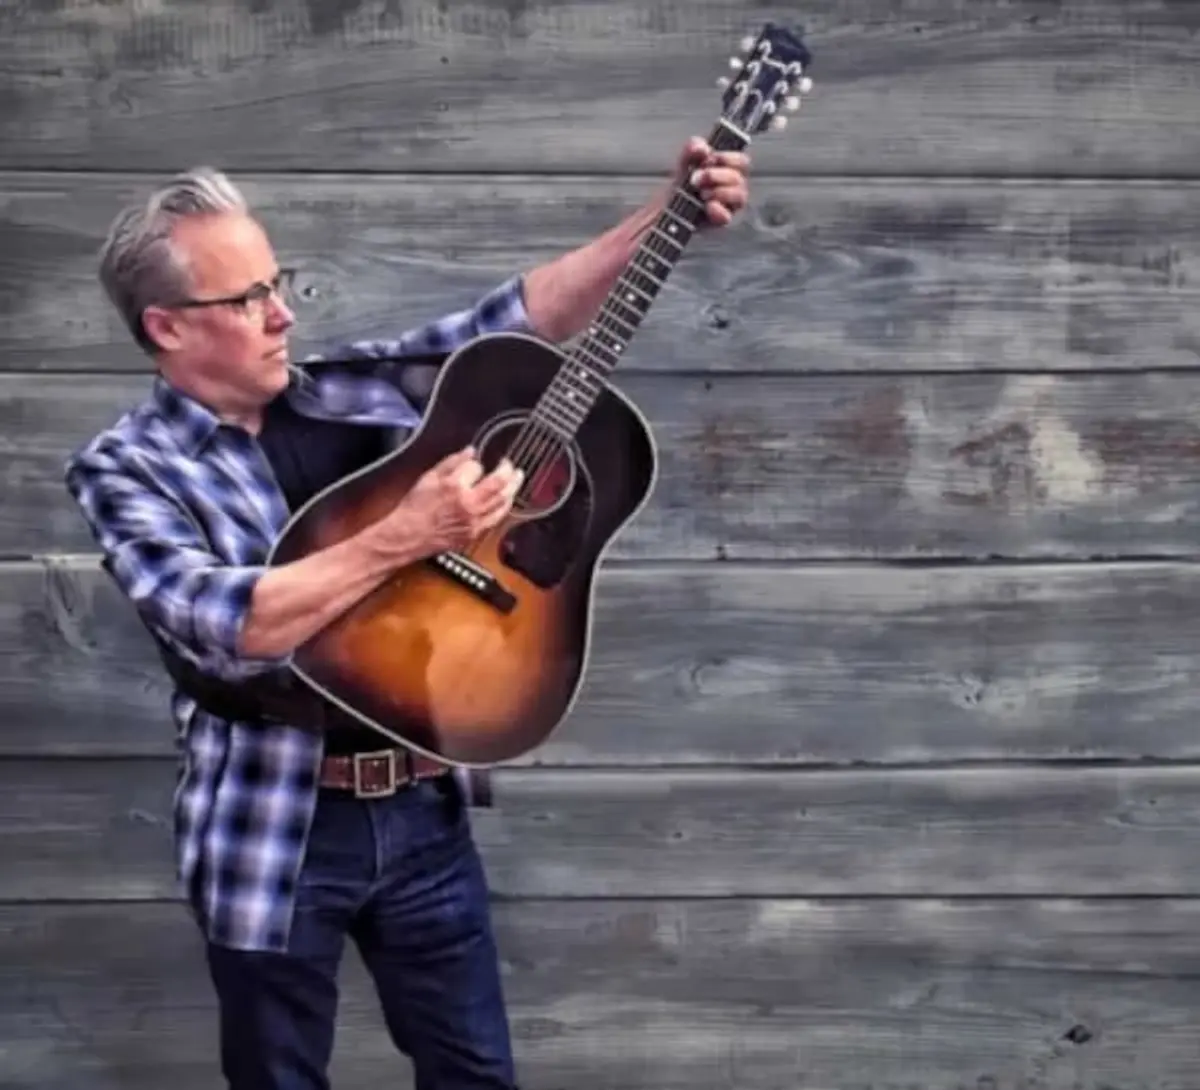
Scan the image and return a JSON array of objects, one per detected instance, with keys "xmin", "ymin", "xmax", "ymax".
[{"xmin": 65, "ymin": 276, "xmax": 530, "ymax": 952}]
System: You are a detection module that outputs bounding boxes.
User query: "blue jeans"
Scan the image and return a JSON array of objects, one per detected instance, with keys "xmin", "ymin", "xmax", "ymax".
[{"xmin": 204, "ymin": 775, "xmax": 516, "ymax": 1089}]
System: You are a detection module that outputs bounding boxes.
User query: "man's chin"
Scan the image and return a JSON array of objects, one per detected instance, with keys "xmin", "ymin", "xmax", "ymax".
[{"xmin": 265, "ymin": 356, "xmax": 292, "ymax": 391}]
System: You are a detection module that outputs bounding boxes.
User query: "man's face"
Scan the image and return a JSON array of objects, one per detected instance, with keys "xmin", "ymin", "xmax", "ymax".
[{"xmin": 144, "ymin": 211, "xmax": 296, "ymax": 413}]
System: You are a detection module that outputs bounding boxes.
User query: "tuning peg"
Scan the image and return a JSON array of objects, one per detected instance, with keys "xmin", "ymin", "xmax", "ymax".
[
  {"xmin": 717, "ymin": 76, "xmax": 731, "ymax": 90},
  {"xmin": 739, "ymin": 35, "xmax": 756, "ymax": 53},
  {"xmin": 784, "ymin": 96, "xmax": 801, "ymax": 112},
  {"xmin": 799, "ymin": 76, "xmax": 814, "ymax": 94},
  {"xmin": 769, "ymin": 115, "xmax": 788, "ymax": 131},
  {"xmin": 728, "ymin": 56, "xmax": 743, "ymax": 69}
]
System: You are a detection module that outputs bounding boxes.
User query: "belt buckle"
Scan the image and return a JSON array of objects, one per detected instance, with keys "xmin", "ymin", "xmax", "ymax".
[{"xmin": 352, "ymin": 750, "xmax": 400, "ymax": 799}]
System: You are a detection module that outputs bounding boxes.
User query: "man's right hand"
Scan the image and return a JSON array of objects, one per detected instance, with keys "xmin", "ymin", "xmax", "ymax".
[
  {"xmin": 378, "ymin": 446, "xmax": 523, "ymax": 557},
  {"xmin": 239, "ymin": 448, "xmax": 523, "ymax": 660}
]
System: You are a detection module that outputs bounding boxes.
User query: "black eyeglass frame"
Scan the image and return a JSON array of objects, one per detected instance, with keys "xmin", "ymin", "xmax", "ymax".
[{"xmin": 172, "ymin": 267, "xmax": 297, "ymax": 312}]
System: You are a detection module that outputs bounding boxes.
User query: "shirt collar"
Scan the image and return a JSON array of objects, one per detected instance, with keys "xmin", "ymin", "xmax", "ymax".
[
  {"xmin": 152, "ymin": 372, "xmax": 309, "ymax": 455},
  {"xmin": 151, "ymin": 374, "xmax": 228, "ymax": 455}
]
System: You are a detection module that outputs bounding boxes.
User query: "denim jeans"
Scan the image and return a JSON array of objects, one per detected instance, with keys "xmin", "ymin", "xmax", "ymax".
[{"xmin": 203, "ymin": 774, "xmax": 516, "ymax": 1089}]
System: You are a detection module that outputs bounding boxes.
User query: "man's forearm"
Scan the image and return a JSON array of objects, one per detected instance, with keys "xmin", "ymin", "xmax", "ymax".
[
  {"xmin": 237, "ymin": 516, "xmax": 426, "ymax": 660},
  {"xmin": 521, "ymin": 184, "xmax": 670, "ymax": 344}
]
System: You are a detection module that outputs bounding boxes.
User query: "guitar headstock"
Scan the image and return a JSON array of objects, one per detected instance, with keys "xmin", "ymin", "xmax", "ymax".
[{"xmin": 717, "ymin": 23, "xmax": 813, "ymax": 136}]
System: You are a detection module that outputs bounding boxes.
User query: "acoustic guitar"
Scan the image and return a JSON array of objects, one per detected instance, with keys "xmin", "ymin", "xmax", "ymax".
[{"xmin": 268, "ymin": 22, "xmax": 814, "ymax": 766}]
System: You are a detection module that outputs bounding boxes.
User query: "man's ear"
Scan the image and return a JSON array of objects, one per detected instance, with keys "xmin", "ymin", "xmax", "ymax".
[{"xmin": 141, "ymin": 305, "xmax": 185, "ymax": 353}]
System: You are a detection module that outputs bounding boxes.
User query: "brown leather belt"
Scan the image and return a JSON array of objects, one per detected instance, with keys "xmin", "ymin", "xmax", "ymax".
[{"xmin": 319, "ymin": 748, "xmax": 449, "ymax": 799}]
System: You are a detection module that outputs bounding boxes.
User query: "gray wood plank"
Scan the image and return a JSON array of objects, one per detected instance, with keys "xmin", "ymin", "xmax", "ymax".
[
  {"xmin": 4, "ymin": 899, "xmax": 1200, "ymax": 1089},
  {"xmin": 2, "ymin": 1, "xmax": 1199, "ymax": 177},
  {"xmin": 6, "ymin": 557, "xmax": 1200, "ymax": 763},
  {"xmin": 14, "ymin": 369, "xmax": 1200, "ymax": 560},
  {"xmin": 6, "ymin": 758, "xmax": 1200, "ymax": 899},
  {"xmin": 3, "ymin": 172, "xmax": 1199, "ymax": 374}
]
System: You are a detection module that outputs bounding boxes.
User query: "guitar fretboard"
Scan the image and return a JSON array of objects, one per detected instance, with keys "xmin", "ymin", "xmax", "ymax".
[{"xmin": 530, "ymin": 119, "xmax": 749, "ymax": 441}]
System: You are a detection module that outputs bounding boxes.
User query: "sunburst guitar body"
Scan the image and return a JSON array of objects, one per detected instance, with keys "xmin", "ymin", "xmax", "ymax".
[
  {"xmin": 270, "ymin": 332, "xmax": 655, "ymax": 765},
  {"xmin": 268, "ymin": 23, "xmax": 814, "ymax": 766}
]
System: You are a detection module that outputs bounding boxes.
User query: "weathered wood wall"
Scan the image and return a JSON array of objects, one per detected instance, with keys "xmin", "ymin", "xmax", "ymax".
[{"xmin": 3, "ymin": 1, "xmax": 1200, "ymax": 1087}]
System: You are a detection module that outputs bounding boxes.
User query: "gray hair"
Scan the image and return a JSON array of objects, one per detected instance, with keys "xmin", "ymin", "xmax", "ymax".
[{"xmin": 98, "ymin": 166, "xmax": 249, "ymax": 355}]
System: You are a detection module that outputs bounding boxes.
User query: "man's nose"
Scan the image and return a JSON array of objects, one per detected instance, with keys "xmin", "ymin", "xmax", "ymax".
[{"xmin": 266, "ymin": 293, "xmax": 295, "ymax": 331}]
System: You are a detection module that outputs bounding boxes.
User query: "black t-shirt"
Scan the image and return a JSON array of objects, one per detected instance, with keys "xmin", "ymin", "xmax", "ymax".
[{"xmin": 256, "ymin": 360, "xmax": 439, "ymax": 755}]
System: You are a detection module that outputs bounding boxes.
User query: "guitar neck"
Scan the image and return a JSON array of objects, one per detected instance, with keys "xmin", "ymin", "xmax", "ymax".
[
  {"xmin": 570, "ymin": 118, "xmax": 750, "ymax": 380},
  {"xmin": 524, "ymin": 22, "xmax": 810, "ymax": 445}
]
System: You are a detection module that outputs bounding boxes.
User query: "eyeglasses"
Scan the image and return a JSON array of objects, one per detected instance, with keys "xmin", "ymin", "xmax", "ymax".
[{"xmin": 172, "ymin": 268, "xmax": 296, "ymax": 318}]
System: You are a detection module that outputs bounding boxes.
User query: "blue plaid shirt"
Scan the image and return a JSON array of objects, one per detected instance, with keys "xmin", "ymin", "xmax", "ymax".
[{"xmin": 65, "ymin": 276, "xmax": 531, "ymax": 953}]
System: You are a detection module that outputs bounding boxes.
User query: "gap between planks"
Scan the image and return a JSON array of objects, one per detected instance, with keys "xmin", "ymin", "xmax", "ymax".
[
  {"xmin": 8, "ymin": 753, "xmax": 1200, "ymax": 773},
  {"xmin": 15, "ymin": 364, "xmax": 1200, "ymax": 379},
  {"xmin": 5, "ymin": 553, "xmax": 1200, "ymax": 571},
  {"xmin": 7, "ymin": 167, "xmax": 1200, "ymax": 185},
  {"xmin": 7, "ymin": 893, "xmax": 1200, "ymax": 907}
]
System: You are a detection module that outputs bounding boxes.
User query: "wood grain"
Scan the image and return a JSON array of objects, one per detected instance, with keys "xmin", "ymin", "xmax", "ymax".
[
  {"xmin": 10, "ymin": 758, "xmax": 1200, "ymax": 900},
  {"xmin": 4, "ymin": 4, "xmax": 1199, "ymax": 1089},
  {"xmin": 3, "ymin": 172, "xmax": 1199, "ymax": 373},
  {"xmin": 7, "ymin": 557, "xmax": 1200, "ymax": 763},
  {"xmin": 15, "ymin": 369, "xmax": 1200, "ymax": 560},
  {"xmin": 5, "ymin": 898, "xmax": 1200, "ymax": 1089},
  {"xmin": 2, "ymin": 1, "xmax": 1199, "ymax": 177}
]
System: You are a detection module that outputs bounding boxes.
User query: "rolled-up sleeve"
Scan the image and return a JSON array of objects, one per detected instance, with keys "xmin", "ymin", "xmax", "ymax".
[{"xmin": 66, "ymin": 442, "xmax": 274, "ymax": 676}]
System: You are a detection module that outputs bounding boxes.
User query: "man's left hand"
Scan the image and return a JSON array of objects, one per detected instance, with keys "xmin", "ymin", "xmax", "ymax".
[{"xmin": 675, "ymin": 136, "xmax": 750, "ymax": 229}]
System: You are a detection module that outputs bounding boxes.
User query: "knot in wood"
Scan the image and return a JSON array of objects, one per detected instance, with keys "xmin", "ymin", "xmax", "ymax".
[{"xmin": 704, "ymin": 304, "xmax": 731, "ymax": 330}]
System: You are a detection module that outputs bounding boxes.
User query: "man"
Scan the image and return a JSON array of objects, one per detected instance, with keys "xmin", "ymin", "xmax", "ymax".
[{"xmin": 64, "ymin": 136, "xmax": 749, "ymax": 1090}]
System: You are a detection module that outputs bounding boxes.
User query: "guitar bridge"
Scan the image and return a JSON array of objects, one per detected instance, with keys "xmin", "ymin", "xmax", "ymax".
[{"xmin": 426, "ymin": 552, "xmax": 517, "ymax": 614}]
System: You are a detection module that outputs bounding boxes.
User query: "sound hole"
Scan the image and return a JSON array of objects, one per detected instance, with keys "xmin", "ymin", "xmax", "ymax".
[
  {"xmin": 475, "ymin": 413, "xmax": 577, "ymax": 521},
  {"xmin": 474, "ymin": 413, "xmax": 592, "ymax": 590}
]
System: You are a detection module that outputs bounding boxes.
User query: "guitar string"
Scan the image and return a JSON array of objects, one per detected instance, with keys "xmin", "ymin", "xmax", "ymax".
[
  {"xmin": 504, "ymin": 123, "xmax": 744, "ymax": 493},
  {"xmin": 501, "ymin": 224, "xmax": 677, "ymax": 496},
  {"xmin": 448, "ymin": 186, "xmax": 700, "ymax": 569},
  {"xmin": 506, "ymin": 118, "xmax": 749, "ymax": 492},
  {"xmin": 451, "ymin": 127, "xmax": 744, "ymax": 576},
  {"xmin": 447, "ymin": 119, "xmax": 749, "ymax": 571},
  {"xmin": 509, "ymin": 221, "xmax": 684, "ymax": 492},
  {"xmin": 477, "ymin": 189, "xmax": 699, "ymax": 545},
  {"xmin": 499, "ymin": 122, "xmax": 746, "ymax": 516}
]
